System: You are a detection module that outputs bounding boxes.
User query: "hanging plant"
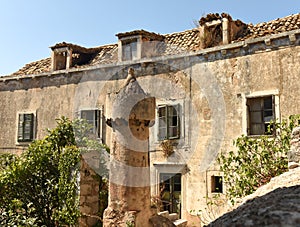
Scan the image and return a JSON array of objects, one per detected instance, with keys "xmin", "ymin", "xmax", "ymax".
[{"xmin": 160, "ymin": 140, "xmax": 174, "ymax": 157}]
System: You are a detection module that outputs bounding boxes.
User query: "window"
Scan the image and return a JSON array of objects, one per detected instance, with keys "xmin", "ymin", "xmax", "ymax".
[
  {"xmin": 80, "ymin": 110, "xmax": 101, "ymax": 138},
  {"xmin": 211, "ymin": 176, "xmax": 223, "ymax": 193},
  {"xmin": 122, "ymin": 39, "xmax": 138, "ymax": 61},
  {"xmin": 247, "ymin": 96, "xmax": 275, "ymax": 135},
  {"xmin": 158, "ymin": 105, "xmax": 180, "ymax": 140},
  {"xmin": 54, "ymin": 51, "xmax": 67, "ymax": 70},
  {"xmin": 160, "ymin": 173, "xmax": 181, "ymax": 214},
  {"xmin": 18, "ymin": 113, "xmax": 34, "ymax": 142}
]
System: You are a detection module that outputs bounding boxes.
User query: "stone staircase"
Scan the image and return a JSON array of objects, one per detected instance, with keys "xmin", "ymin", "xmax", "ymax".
[{"xmin": 158, "ymin": 211, "xmax": 188, "ymax": 227}]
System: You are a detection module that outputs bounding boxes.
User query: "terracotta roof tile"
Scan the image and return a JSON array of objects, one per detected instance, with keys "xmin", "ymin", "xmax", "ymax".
[
  {"xmin": 89, "ymin": 44, "xmax": 118, "ymax": 65},
  {"xmin": 163, "ymin": 29, "xmax": 201, "ymax": 54},
  {"xmin": 12, "ymin": 58, "xmax": 51, "ymax": 76},
  {"xmin": 116, "ymin": 29, "xmax": 164, "ymax": 40},
  {"xmin": 236, "ymin": 13, "xmax": 300, "ymax": 41},
  {"xmin": 8, "ymin": 13, "xmax": 300, "ymax": 76}
]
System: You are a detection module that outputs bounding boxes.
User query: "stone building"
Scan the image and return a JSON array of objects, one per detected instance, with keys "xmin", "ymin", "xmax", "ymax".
[{"xmin": 1, "ymin": 12, "xmax": 300, "ymax": 226}]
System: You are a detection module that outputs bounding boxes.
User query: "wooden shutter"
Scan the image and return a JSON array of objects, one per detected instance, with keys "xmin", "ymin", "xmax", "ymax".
[
  {"xmin": 158, "ymin": 105, "xmax": 167, "ymax": 140},
  {"xmin": 18, "ymin": 113, "xmax": 34, "ymax": 142},
  {"xmin": 168, "ymin": 104, "xmax": 180, "ymax": 139}
]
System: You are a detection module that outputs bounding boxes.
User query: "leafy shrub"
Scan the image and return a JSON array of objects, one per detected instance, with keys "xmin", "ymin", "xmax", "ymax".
[
  {"xmin": 0, "ymin": 117, "xmax": 79, "ymax": 226},
  {"xmin": 218, "ymin": 115, "xmax": 300, "ymax": 203},
  {"xmin": 0, "ymin": 117, "xmax": 109, "ymax": 226}
]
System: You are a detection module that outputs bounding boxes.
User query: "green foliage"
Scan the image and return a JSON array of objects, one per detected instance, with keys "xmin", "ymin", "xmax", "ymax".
[
  {"xmin": 0, "ymin": 117, "xmax": 110, "ymax": 226},
  {"xmin": 0, "ymin": 117, "xmax": 80, "ymax": 226},
  {"xmin": 0, "ymin": 153, "xmax": 17, "ymax": 171},
  {"xmin": 218, "ymin": 115, "xmax": 300, "ymax": 203}
]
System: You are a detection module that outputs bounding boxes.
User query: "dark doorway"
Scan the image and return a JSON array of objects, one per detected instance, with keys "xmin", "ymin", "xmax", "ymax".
[{"xmin": 160, "ymin": 173, "xmax": 181, "ymax": 215}]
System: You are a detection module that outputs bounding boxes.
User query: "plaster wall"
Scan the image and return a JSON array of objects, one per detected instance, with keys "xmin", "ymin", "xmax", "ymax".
[{"xmin": 0, "ymin": 39, "xmax": 300, "ymax": 226}]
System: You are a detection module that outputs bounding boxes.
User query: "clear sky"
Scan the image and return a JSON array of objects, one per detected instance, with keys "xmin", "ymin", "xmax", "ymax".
[{"xmin": 0, "ymin": 0, "xmax": 299, "ymax": 76}]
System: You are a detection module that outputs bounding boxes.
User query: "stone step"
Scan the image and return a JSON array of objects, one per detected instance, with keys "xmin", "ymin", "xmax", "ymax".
[
  {"xmin": 173, "ymin": 219, "xmax": 188, "ymax": 227},
  {"xmin": 168, "ymin": 213, "xmax": 179, "ymax": 221},
  {"xmin": 157, "ymin": 210, "xmax": 170, "ymax": 218}
]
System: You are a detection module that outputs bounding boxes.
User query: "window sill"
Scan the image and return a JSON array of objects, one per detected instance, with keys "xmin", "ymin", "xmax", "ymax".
[
  {"xmin": 16, "ymin": 141, "xmax": 33, "ymax": 146},
  {"xmin": 246, "ymin": 134, "xmax": 275, "ymax": 138}
]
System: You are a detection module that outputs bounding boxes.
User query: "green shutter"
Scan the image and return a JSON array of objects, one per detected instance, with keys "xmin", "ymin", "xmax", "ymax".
[
  {"xmin": 18, "ymin": 114, "xmax": 24, "ymax": 141},
  {"xmin": 18, "ymin": 113, "xmax": 34, "ymax": 142}
]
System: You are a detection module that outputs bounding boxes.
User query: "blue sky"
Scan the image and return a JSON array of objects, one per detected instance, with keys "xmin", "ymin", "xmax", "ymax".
[{"xmin": 0, "ymin": 0, "xmax": 299, "ymax": 76}]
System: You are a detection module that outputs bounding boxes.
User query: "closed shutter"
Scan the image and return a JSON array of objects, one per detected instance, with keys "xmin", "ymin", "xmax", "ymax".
[{"xmin": 18, "ymin": 113, "xmax": 34, "ymax": 142}]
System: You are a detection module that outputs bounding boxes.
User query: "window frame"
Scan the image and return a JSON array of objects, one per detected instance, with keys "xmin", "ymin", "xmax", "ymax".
[
  {"xmin": 211, "ymin": 175, "xmax": 223, "ymax": 193},
  {"xmin": 157, "ymin": 104, "xmax": 180, "ymax": 141},
  {"xmin": 80, "ymin": 109, "xmax": 102, "ymax": 139},
  {"xmin": 52, "ymin": 47, "xmax": 71, "ymax": 71},
  {"xmin": 17, "ymin": 112, "xmax": 35, "ymax": 143},
  {"xmin": 247, "ymin": 95, "xmax": 275, "ymax": 136},
  {"xmin": 121, "ymin": 38, "xmax": 138, "ymax": 61}
]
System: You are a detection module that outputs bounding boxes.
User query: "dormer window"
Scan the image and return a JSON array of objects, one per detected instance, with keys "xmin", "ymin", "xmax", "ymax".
[
  {"xmin": 116, "ymin": 30, "xmax": 164, "ymax": 62},
  {"xmin": 122, "ymin": 38, "xmax": 138, "ymax": 61},
  {"xmin": 50, "ymin": 42, "xmax": 102, "ymax": 71},
  {"xmin": 51, "ymin": 46, "xmax": 72, "ymax": 71},
  {"xmin": 54, "ymin": 49, "xmax": 67, "ymax": 70}
]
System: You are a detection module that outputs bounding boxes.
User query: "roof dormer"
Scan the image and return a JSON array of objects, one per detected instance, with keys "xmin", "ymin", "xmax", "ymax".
[
  {"xmin": 198, "ymin": 13, "xmax": 248, "ymax": 48},
  {"xmin": 116, "ymin": 30, "xmax": 164, "ymax": 61},
  {"xmin": 50, "ymin": 43, "xmax": 72, "ymax": 71},
  {"xmin": 50, "ymin": 42, "xmax": 101, "ymax": 71}
]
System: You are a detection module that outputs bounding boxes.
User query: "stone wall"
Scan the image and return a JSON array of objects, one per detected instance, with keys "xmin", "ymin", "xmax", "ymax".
[
  {"xmin": 0, "ymin": 31, "xmax": 300, "ymax": 226},
  {"xmin": 288, "ymin": 126, "xmax": 300, "ymax": 168},
  {"xmin": 79, "ymin": 158, "xmax": 101, "ymax": 227}
]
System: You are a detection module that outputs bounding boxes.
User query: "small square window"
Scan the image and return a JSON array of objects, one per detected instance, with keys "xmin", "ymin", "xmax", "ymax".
[
  {"xmin": 158, "ymin": 105, "xmax": 180, "ymax": 140},
  {"xmin": 18, "ymin": 113, "xmax": 34, "ymax": 142},
  {"xmin": 247, "ymin": 96, "xmax": 275, "ymax": 135},
  {"xmin": 211, "ymin": 176, "xmax": 223, "ymax": 193}
]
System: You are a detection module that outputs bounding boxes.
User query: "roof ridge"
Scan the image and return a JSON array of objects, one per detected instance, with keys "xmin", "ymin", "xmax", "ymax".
[
  {"xmin": 163, "ymin": 28, "xmax": 199, "ymax": 37},
  {"xmin": 252, "ymin": 12, "xmax": 300, "ymax": 26}
]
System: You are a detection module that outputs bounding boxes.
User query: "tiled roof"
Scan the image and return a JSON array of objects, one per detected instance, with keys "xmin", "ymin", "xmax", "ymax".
[
  {"xmin": 116, "ymin": 29, "xmax": 164, "ymax": 40},
  {"xmin": 12, "ymin": 58, "xmax": 51, "ymax": 76},
  {"xmin": 89, "ymin": 44, "xmax": 118, "ymax": 66},
  {"xmin": 163, "ymin": 29, "xmax": 201, "ymax": 54},
  {"xmin": 50, "ymin": 42, "xmax": 102, "ymax": 53},
  {"xmin": 237, "ymin": 13, "xmax": 300, "ymax": 41},
  {"xmin": 8, "ymin": 13, "xmax": 300, "ymax": 77}
]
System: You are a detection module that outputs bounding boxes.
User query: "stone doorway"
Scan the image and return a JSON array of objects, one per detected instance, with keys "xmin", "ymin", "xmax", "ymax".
[{"xmin": 160, "ymin": 173, "xmax": 181, "ymax": 216}]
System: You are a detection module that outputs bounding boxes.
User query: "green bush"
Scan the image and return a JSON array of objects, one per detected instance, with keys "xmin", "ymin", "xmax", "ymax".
[
  {"xmin": 0, "ymin": 117, "xmax": 79, "ymax": 226},
  {"xmin": 218, "ymin": 115, "xmax": 300, "ymax": 203},
  {"xmin": 0, "ymin": 117, "xmax": 109, "ymax": 226}
]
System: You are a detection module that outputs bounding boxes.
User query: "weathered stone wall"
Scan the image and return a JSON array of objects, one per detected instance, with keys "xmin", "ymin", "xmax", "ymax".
[
  {"xmin": 0, "ymin": 82, "xmax": 76, "ymax": 152},
  {"xmin": 0, "ymin": 34, "xmax": 300, "ymax": 226},
  {"xmin": 288, "ymin": 126, "xmax": 300, "ymax": 168},
  {"xmin": 79, "ymin": 158, "xmax": 100, "ymax": 226}
]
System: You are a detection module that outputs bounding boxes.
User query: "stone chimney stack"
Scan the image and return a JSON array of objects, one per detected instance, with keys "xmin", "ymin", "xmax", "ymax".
[{"xmin": 103, "ymin": 68, "xmax": 156, "ymax": 227}]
